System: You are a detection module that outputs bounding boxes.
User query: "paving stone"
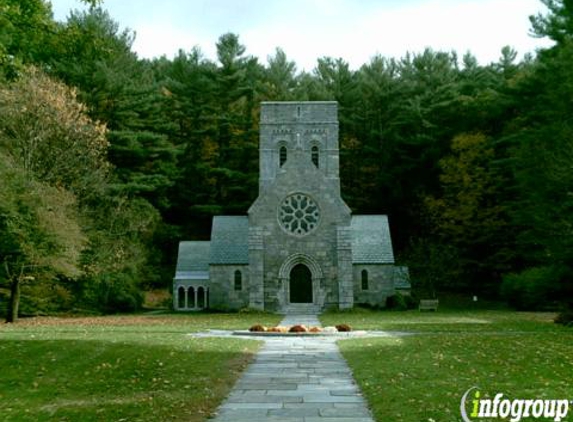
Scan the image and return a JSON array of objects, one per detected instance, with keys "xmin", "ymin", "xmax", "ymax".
[
  {"xmin": 282, "ymin": 402, "xmax": 334, "ymax": 409},
  {"xmin": 265, "ymin": 390, "xmax": 307, "ymax": 397},
  {"xmin": 236, "ymin": 382, "xmax": 298, "ymax": 390},
  {"xmin": 213, "ymin": 408, "xmax": 269, "ymax": 418},
  {"xmin": 303, "ymin": 394, "xmax": 366, "ymax": 403},
  {"xmin": 318, "ymin": 378, "xmax": 355, "ymax": 384},
  {"xmin": 268, "ymin": 408, "xmax": 320, "ymax": 417},
  {"xmin": 215, "ymin": 416, "xmax": 303, "ymax": 422},
  {"xmin": 334, "ymin": 402, "xmax": 370, "ymax": 408},
  {"xmin": 219, "ymin": 402, "xmax": 284, "ymax": 410},
  {"xmin": 269, "ymin": 377, "xmax": 311, "ymax": 383},
  {"xmin": 220, "ymin": 402, "xmax": 283, "ymax": 410},
  {"xmin": 227, "ymin": 394, "xmax": 303, "ymax": 403},
  {"xmin": 209, "ymin": 315, "xmax": 375, "ymax": 422},
  {"xmin": 295, "ymin": 384, "xmax": 335, "ymax": 391},
  {"xmin": 304, "ymin": 418, "xmax": 374, "ymax": 422},
  {"xmin": 329, "ymin": 389, "xmax": 362, "ymax": 396},
  {"xmin": 320, "ymin": 406, "xmax": 372, "ymax": 417}
]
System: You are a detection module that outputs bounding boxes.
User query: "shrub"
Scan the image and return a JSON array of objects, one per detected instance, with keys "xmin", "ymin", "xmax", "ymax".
[
  {"xmin": 2, "ymin": 279, "xmax": 77, "ymax": 317},
  {"xmin": 335, "ymin": 323, "xmax": 352, "ymax": 332},
  {"xmin": 555, "ymin": 310, "xmax": 573, "ymax": 327},
  {"xmin": 386, "ymin": 292, "xmax": 417, "ymax": 310},
  {"xmin": 355, "ymin": 302, "xmax": 385, "ymax": 311},
  {"xmin": 289, "ymin": 324, "xmax": 307, "ymax": 333},
  {"xmin": 248, "ymin": 324, "xmax": 266, "ymax": 332},
  {"xmin": 78, "ymin": 273, "xmax": 143, "ymax": 313},
  {"xmin": 501, "ymin": 266, "xmax": 561, "ymax": 311},
  {"xmin": 238, "ymin": 307, "xmax": 272, "ymax": 315},
  {"xmin": 403, "ymin": 293, "xmax": 418, "ymax": 309},
  {"xmin": 387, "ymin": 294, "xmax": 406, "ymax": 310}
]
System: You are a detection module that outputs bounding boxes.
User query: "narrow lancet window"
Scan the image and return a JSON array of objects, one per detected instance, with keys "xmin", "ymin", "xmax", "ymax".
[
  {"xmin": 234, "ymin": 270, "xmax": 242, "ymax": 291},
  {"xmin": 311, "ymin": 146, "xmax": 319, "ymax": 168},
  {"xmin": 280, "ymin": 146, "xmax": 287, "ymax": 167},
  {"xmin": 361, "ymin": 269, "xmax": 369, "ymax": 290}
]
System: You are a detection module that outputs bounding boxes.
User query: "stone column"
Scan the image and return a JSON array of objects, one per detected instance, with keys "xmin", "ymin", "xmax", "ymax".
[
  {"xmin": 248, "ymin": 226, "xmax": 265, "ymax": 310},
  {"xmin": 337, "ymin": 227, "xmax": 354, "ymax": 309}
]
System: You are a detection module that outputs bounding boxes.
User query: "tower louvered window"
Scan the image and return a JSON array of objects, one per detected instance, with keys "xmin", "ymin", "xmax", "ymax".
[
  {"xmin": 280, "ymin": 146, "xmax": 287, "ymax": 167},
  {"xmin": 311, "ymin": 146, "xmax": 319, "ymax": 167}
]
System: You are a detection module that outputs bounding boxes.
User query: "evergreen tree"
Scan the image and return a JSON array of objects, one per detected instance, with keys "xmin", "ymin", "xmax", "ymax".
[
  {"xmin": 263, "ymin": 48, "xmax": 298, "ymax": 100},
  {"xmin": 425, "ymin": 133, "xmax": 511, "ymax": 293}
]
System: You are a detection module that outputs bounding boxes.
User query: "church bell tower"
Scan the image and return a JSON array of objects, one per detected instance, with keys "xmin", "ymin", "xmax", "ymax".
[{"xmin": 258, "ymin": 102, "xmax": 340, "ymax": 194}]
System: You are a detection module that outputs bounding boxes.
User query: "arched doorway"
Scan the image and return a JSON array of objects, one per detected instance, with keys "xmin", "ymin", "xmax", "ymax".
[{"xmin": 290, "ymin": 264, "xmax": 313, "ymax": 303}]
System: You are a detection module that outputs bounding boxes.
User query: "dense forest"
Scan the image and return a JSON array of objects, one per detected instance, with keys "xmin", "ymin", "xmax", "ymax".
[{"xmin": 1, "ymin": 0, "xmax": 572, "ymax": 320}]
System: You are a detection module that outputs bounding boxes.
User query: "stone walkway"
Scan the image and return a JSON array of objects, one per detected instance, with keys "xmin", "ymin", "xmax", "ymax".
[{"xmin": 210, "ymin": 315, "xmax": 375, "ymax": 422}]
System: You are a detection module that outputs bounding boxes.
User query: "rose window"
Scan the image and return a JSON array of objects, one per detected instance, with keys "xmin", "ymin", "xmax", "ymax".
[{"xmin": 279, "ymin": 193, "xmax": 320, "ymax": 236}]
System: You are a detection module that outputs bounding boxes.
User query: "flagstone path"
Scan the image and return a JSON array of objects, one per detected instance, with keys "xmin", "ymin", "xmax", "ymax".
[{"xmin": 209, "ymin": 314, "xmax": 376, "ymax": 422}]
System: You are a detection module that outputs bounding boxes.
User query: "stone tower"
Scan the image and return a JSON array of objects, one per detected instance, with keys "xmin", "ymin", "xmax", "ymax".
[
  {"xmin": 258, "ymin": 102, "xmax": 341, "ymax": 194},
  {"xmin": 248, "ymin": 101, "xmax": 354, "ymax": 312}
]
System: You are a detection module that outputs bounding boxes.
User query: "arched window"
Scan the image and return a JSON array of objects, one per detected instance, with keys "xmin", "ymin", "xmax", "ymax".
[
  {"xmin": 187, "ymin": 287, "xmax": 195, "ymax": 309},
  {"xmin": 234, "ymin": 270, "xmax": 242, "ymax": 291},
  {"xmin": 361, "ymin": 269, "xmax": 369, "ymax": 291},
  {"xmin": 197, "ymin": 287, "xmax": 205, "ymax": 309},
  {"xmin": 311, "ymin": 146, "xmax": 319, "ymax": 168},
  {"xmin": 177, "ymin": 286, "xmax": 185, "ymax": 309},
  {"xmin": 280, "ymin": 146, "xmax": 287, "ymax": 167}
]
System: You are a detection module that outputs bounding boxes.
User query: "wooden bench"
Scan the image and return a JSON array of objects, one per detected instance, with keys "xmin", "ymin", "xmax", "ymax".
[{"xmin": 419, "ymin": 299, "xmax": 439, "ymax": 311}]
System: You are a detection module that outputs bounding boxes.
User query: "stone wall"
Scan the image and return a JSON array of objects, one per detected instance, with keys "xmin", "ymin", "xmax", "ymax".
[
  {"xmin": 249, "ymin": 151, "xmax": 352, "ymax": 312},
  {"xmin": 352, "ymin": 264, "xmax": 396, "ymax": 307},
  {"xmin": 209, "ymin": 265, "xmax": 250, "ymax": 310}
]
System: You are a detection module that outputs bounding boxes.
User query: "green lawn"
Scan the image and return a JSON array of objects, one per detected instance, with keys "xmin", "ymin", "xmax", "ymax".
[
  {"xmin": 3, "ymin": 310, "xmax": 571, "ymax": 422},
  {"xmin": 0, "ymin": 312, "xmax": 281, "ymax": 422},
  {"xmin": 322, "ymin": 309, "xmax": 573, "ymax": 422}
]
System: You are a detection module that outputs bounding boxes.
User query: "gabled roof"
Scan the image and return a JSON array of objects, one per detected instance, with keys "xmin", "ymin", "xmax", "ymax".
[
  {"xmin": 174, "ymin": 241, "xmax": 210, "ymax": 280},
  {"xmin": 351, "ymin": 215, "xmax": 395, "ymax": 264},
  {"xmin": 393, "ymin": 266, "xmax": 412, "ymax": 289},
  {"xmin": 209, "ymin": 216, "xmax": 249, "ymax": 264}
]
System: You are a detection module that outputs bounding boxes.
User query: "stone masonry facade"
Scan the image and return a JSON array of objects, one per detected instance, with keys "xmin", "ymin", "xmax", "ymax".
[{"xmin": 173, "ymin": 102, "xmax": 409, "ymax": 313}]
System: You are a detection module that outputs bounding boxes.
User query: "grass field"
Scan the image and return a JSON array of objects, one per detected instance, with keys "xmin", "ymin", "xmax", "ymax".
[
  {"xmin": 322, "ymin": 309, "xmax": 573, "ymax": 422},
  {"xmin": 0, "ymin": 312, "xmax": 281, "ymax": 422},
  {"xmin": 2, "ymin": 310, "xmax": 571, "ymax": 422}
]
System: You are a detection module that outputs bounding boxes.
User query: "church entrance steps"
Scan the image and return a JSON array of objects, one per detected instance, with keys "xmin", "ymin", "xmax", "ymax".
[
  {"xmin": 282, "ymin": 304, "xmax": 321, "ymax": 316},
  {"xmin": 279, "ymin": 314, "xmax": 321, "ymax": 328},
  {"xmin": 209, "ymin": 314, "xmax": 375, "ymax": 422}
]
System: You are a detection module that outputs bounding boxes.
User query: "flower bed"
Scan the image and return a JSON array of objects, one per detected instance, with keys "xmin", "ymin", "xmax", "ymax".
[{"xmin": 247, "ymin": 323, "xmax": 352, "ymax": 334}]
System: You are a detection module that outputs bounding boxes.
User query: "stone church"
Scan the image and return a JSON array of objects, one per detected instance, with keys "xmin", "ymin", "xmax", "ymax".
[{"xmin": 173, "ymin": 102, "xmax": 410, "ymax": 313}]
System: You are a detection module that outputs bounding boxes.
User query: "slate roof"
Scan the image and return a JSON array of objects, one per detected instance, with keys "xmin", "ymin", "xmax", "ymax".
[
  {"xmin": 175, "ymin": 272, "xmax": 209, "ymax": 281},
  {"xmin": 393, "ymin": 266, "xmax": 412, "ymax": 289},
  {"xmin": 209, "ymin": 216, "xmax": 249, "ymax": 264},
  {"xmin": 351, "ymin": 215, "xmax": 395, "ymax": 264},
  {"xmin": 174, "ymin": 241, "xmax": 210, "ymax": 280}
]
